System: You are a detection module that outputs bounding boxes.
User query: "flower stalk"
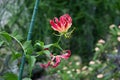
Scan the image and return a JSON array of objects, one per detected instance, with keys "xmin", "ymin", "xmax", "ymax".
[
  {"xmin": 40, "ymin": 14, "xmax": 73, "ymax": 68},
  {"xmin": 18, "ymin": 0, "xmax": 40, "ymax": 80}
]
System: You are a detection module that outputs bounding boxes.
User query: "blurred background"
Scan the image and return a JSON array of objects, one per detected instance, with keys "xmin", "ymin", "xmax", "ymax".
[
  {"xmin": 1, "ymin": 0, "xmax": 120, "ymax": 80},
  {"xmin": 1, "ymin": 0, "xmax": 120, "ymax": 61}
]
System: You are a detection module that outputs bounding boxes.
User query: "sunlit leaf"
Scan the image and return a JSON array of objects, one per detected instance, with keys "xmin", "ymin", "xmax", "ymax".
[
  {"xmin": 23, "ymin": 41, "xmax": 33, "ymax": 54},
  {"xmin": 35, "ymin": 41, "xmax": 44, "ymax": 48},
  {"xmin": 0, "ymin": 32, "xmax": 12, "ymax": 42},
  {"xmin": 36, "ymin": 51, "xmax": 44, "ymax": 55},
  {"xmin": 11, "ymin": 52, "xmax": 22, "ymax": 60},
  {"xmin": 0, "ymin": 40, "xmax": 4, "ymax": 47},
  {"xmin": 27, "ymin": 55, "xmax": 36, "ymax": 75},
  {"xmin": 3, "ymin": 73, "xmax": 18, "ymax": 80},
  {"xmin": 44, "ymin": 44, "xmax": 54, "ymax": 48},
  {"xmin": 11, "ymin": 30, "xmax": 23, "ymax": 41}
]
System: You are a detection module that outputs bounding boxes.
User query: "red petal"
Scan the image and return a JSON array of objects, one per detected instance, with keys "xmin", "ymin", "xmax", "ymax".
[
  {"xmin": 61, "ymin": 50, "xmax": 71, "ymax": 59},
  {"xmin": 40, "ymin": 61, "xmax": 51, "ymax": 68},
  {"xmin": 50, "ymin": 20, "xmax": 59, "ymax": 31},
  {"xmin": 54, "ymin": 17, "xmax": 59, "ymax": 23},
  {"xmin": 64, "ymin": 14, "xmax": 72, "ymax": 23},
  {"xmin": 50, "ymin": 19, "xmax": 63, "ymax": 32},
  {"xmin": 55, "ymin": 56, "xmax": 61, "ymax": 63},
  {"xmin": 52, "ymin": 63, "xmax": 59, "ymax": 68},
  {"xmin": 52, "ymin": 56, "xmax": 61, "ymax": 68}
]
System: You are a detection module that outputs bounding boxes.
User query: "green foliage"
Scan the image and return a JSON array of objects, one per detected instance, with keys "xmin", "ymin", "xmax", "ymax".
[
  {"xmin": 27, "ymin": 56, "xmax": 36, "ymax": 77},
  {"xmin": 2, "ymin": 73, "xmax": 18, "ymax": 80},
  {"xmin": 0, "ymin": 40, "xmax": 4, "ymax": 47},
  {"xmin": 94, "ymin": 25, "xmax": 120, "ymax": 60},
  {"xmin": 0, "ymin": 32, "xmax": 12, "ymax": 42},
  {"xmin": 1, "ymin": 0, "xmax": 120, "ymax": 62},
  {"xmin": 23, "ymin": 41, "xmax": 33, "ymax": 54}
]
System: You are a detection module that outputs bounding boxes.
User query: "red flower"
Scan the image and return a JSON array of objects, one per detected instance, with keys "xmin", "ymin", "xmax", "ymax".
[
  {"xmin": 40, "ymin": 50, "xmax": 71, "ymax": 68},
  {"xmin": 50, "ymin": 14, "xmax": 72, "ymax": 33}
]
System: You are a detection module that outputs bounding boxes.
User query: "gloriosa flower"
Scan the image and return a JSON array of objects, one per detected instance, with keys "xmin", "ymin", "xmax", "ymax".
[
  {"xmin": 50, "ymin": 14, "xmax": 72, "ymax": 34},
  {"xmin": 40, "ymin": 50, "xmax": 71, "ymax": 68}
]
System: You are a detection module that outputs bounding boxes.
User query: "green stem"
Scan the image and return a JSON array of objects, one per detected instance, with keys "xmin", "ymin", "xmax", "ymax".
[
  {"xmin": 57, "ymin": 35, "xmax": 62, "ymax": 44},
  {"xmin": 18, "ymin": 0, "xmax": 40, "ymax": 80},
  {"xmin": 56, "ymin": 35, "xmax": 63, "ymax": 51},
  {"xmin": 0, "ymin": 32, "xmax": 25, "ymax": 53}
]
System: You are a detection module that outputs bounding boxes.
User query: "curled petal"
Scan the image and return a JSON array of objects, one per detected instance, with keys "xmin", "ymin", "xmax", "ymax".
[
  {"xmin": 50, "ymin": 20, "xmax": 58, "ymax": 31},
  {"xmin": 40, "ymin": 50, "xmax": 71, "ymax": 68},
  {"xmin": 52, "ymin": 56, "xmax": 61, "ymax": 68},
  {"xmin": 50, "ymin": 20, "xmax": 62, "ymax": 32},
  {"xmin": 61, "ymin": 50, "xmax": 71, "ymax": 59},
  {"xmin": 52, "ymin": 62, "xmax": 60, "ymax": 68},
  {"xmin": 40, "ymin": 61, "xmax": 51, "ymax": 68},
  {"xmin": 64, "ymin": 14, "xmax": 72, "ymax": 23},
  {"xmin": 55, "ymin": 56, "xmax": 61, "ymax": 63},
  {"xmin": 54, "ymin": 17, "xmax": 59, "ymax": 23}
]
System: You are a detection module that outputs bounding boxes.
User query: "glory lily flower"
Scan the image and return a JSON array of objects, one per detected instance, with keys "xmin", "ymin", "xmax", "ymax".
[
  {"xmin": 50, "ymin": 14, "xmax": 72, "ymax": 34},
  {"xmin": 40, "ymin": 50, "xmax": 71, "ymax": 68}
]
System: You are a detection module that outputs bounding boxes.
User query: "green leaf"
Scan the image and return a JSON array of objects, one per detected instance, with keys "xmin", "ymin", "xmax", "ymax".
[
  {"xmin": 44, "ymin": 43, "xmax": 62, "ymax": 50},
  {"xmin": 53, "ymin": 43, "xmax": 63, "ymax": 50},
  {"xmin": 0, "ymin": 32, "xmax": 12, "ymax": 42},
  {"xmin": 27, "ymin": 55, "xmax": 36, "ymax": 75},
  {"xmin": 44, "ymin": 50, "xmax": 51, "ymax": 58},
  {"xmin": 44, "ymin": 44, "xmax": 54, "ymax": 49},
  {"xmin": 35, "ymin": 41, "xmax": 44, "ymax": 47},
  {"xmin": 0, "ymin": 40, "xmax": 4, "ymax": 47},
  {"xmin": 36, "ymin": 50, "xmax": 51, "ymax": 57},
  {"xmin": 3, "ymin": 73, "xmax": 18, "ymax": 80},
  {"xmin": 23, "ymin": 41, "xmax": 33, "ymax": 54},
  {"xmin": 44, "ymin": 50, "xmax": 51, "ymax": 55},
  {"xmin": 11, "ymin": 30, "xmax": 23, "ymax": 41},
  {"xmin": 11, "ymin": 52, "xmax": 22, "ymax": 60},
  {"xmin": 36, "ymin": 51, "xmax": 44, "ymax": 55}
]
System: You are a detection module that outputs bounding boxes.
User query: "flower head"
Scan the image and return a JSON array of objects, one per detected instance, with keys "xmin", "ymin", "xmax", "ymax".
[
  {"xmin": 117, "ymin": 37, "xmax": 120, "ymax": 42},
  {"xmin": 40, "ymin": 50, "xmax": 71, "ymax": 68},
  {"xmin": 50, "ymin": 14, "xmax": 72, "ymax": 33},
  {"xmin": 109, "ymin": 24, "xmax": 115, "ymax": 29},
  {"xmin": 95, "ymin": 47, "xmax": 100, "ymax": 51},
  {"xmin": 98, "ymin": 39, "xmax": 105, "ymax": 44},
  {"xmin": 97, "ymin": 74, "xmax": 104, "ymax": 78},
  {"xmin": 89, "ymin": 61, "xmax": 95, "ymax": 65}
]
